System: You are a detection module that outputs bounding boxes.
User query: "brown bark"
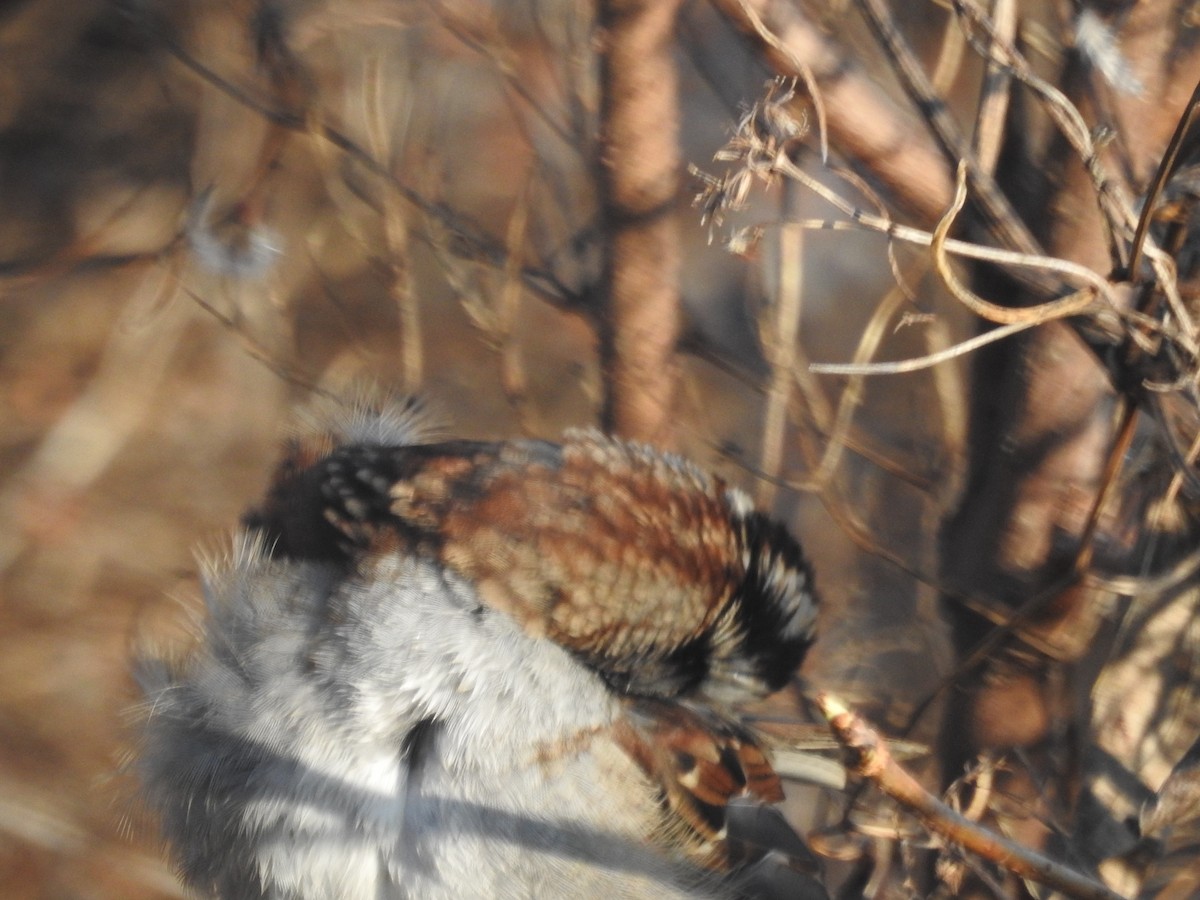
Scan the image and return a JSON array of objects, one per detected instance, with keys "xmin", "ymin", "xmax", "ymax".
[
  {"xmin": 597, "ymin": 0, "xmax": 686, "ymax": 445},
  {"xmin": 939, "ymin": 0, "xmax": 1200, "ymax": 882},
  {"xmin": 943, "ymin": 0, "xmax": 1200, "ymax": 712}
]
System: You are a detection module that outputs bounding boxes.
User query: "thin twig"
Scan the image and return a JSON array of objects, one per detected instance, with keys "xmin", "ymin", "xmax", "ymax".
[
  {"xmin": 818, "ymin": 694, "xmax": 1125, "ymax": 900},
  {"xmin": 808, "ymin": 270, "xmax": 925, "ymax": 481},
  {"xmin": 950, "ymin": 0, "xmax": 1131, "ymax": 269},
  {"xmin": 772, "ymin": 156, "xmax": 1121, "ymax": 306},
  {"xmin": 810, "ymin": 319, "xmax": 1038, "ymax": 376},
  {"xmin": 929, "ymin": 7, "xmax": 967, "ymax": 97},
  {"xmin": 719, "ymin": 0, "xmax": 828, "ymax": 161},
  {"xmin": 498, "ymin": 175, "xmax": 539, "ymax": 432},
  {"xmin": 951, "ymin": 0, "xmax": 1193, "ymax": 348},
  {"xmin": 757, "ymin": 216, "xmax": 803, "ymax": 507},
  {"xmin": 853, "ymin": 0, "xmax": 1046, "ymax": 266},
  {"xmin": 931, "ymin": 162, "xmax": 1104, "ymax": 326},
  {"xmin": 1127, "ymin": 77, "xmax": 1200, "ymax": 278},
  {"xmin": 137, "ymin": 3, "xmax": 583, "ymax": 311},
  {"xmin": 424, "ymin": 0, "xmax": 577, "ymax": 148},
  {"xmin": 971, "ymin": 0, "xmax": 1015, "ymax": 175},
  {"xmin": 363, "ymin": 52, "xmax": 423, "ymax": 392}
]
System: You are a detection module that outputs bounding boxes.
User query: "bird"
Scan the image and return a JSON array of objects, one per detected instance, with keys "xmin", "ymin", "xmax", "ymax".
[{"xmin": 134, "ymin": 399, "xmax": 825, "ymax": 899}]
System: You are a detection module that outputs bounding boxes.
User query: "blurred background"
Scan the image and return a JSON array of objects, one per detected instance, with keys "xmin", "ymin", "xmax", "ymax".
[{"xmin": 2, "ymin": 1, "xmax": 1198, "ymax": 897}]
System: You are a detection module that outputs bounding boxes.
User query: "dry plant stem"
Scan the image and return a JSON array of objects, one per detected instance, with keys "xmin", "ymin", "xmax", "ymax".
[
  {"xmin": 772, "ymin": 155, "xmax": 1119, "ymax": 304},
  {"xmin": 810, "ymin": 319, "xmax": 1037, "ymax": 376},
  {"xmin": 363, "ymin": 54, "xmax": 423, "ymax": 393},
  {"xmin": 706, "ymin": 0, "xmax": 828, "ymax": 160},
  {"xmin": 951, "ymin": 0, "xmax": 1193, "ymax": 346},
  {"xmin": 932, "ymin": 162, "xmax": 1103, "ymax": 326},
  {"xmin": 950, "ymin": 0, "xmax": 1131, "ymax": 256},
  {"xmin": 425, "ymin": 0, "xmax": 577, "ymax": 149},
  {"xmin": 1090, "ymin": 537, "xmax": 1200, "ymax": 596},
  {"xmin": 808, "ymin": 274, "xmax": 918, "ymax": 487},
  {"xmin": 924, "ymin": 310, "xmax": 969, "ymax": 491},
  {"xmin": 1159, "ymin": 421, "xmax": 1200, "ymax": 513},
  {"xmin": 929, "ymin": 7, "xmax": 967, "ymax": 96},
  {"xmin": 852, "ymin": 0, "xmax": 1045, "ymax": 264},
  {"xmin": 710, "ymin": 0, "xmax": 953, "ymax": 225},
  {"xmin": 941, "ymin": 0, "xmax": 1200, "ymax": 686},
  {"xmin": 788, "ymin": 205, "xmax": 1124, "ymax": 373},
  {"xmin": 499, "ymin": 177, "xmax": 537, "ymax": 432},
  {"xmin": 1073, "ymin": 399, "xmax": 1139, "ymax": 574},
  {"xmin": 971, "ymin": 0, "xmax": 1015, "ymax": 174},
  {"xmin": 817, "ymin": 694, "xmax": 1125, "ymax": 900},
  {"xmin": 149, "ymin": 14, "xmax": 581, "ymax": 310},
  {"xmin": 757, "ymin": 218, "xmax": 803, "ymax": 507},
  {"xmin": 182, "ymin": 285, "xmax": 332, "ymax": 398},
  {"xmin": 597, "ymin": 0, "xmax": 685, "ymax": 444},
  {"xmin": 1127, "ymin": 78, "xmax": 1200, "ymax": 278},
  {"xmin": 0, "ymin": 181, "xmax": 178, "ymax": 283},
  {"xmin": 961, "ymin": 757, "xmax": 995, "ymax": 822}
]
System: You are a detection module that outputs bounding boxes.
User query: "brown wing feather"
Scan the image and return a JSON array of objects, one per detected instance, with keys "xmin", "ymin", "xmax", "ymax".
[
  {"xmin": 615, "ymin": 699, "xmax": 786, "ymax": 870},
  {"xmin": 248, "ymin": 427, "xmax": 817, "ymax": 702},
  {"xmin": 402, "ymin": 433, "xmax": 745, "ymax": 695}
]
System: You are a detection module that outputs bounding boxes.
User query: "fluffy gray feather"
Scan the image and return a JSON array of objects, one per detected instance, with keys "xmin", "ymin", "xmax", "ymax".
[{"xmin": 136, "ymin": 535, "xmax": 728, "ymax": 898}]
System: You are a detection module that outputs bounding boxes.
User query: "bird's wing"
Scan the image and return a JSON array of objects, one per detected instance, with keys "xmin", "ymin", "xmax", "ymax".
[{"xmin": 248, "ymin": 429, "xmax": 818, "ymax": 702}]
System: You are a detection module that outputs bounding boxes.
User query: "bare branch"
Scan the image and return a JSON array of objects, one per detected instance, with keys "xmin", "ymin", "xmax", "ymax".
[
  {"xmin": 818, "ymin": 694, "xmax": 1125, "ymax": 900},
  {"xmin": 853, "ymin": 0, "xmax": 1045, "ymax": 264},
  {"xmin": 756, "ymin": 216, "xmax": 803, "ymax": 507}
]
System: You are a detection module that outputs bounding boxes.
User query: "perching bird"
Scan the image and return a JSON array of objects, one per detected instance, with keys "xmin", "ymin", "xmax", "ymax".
[{"xmin": 135, "ymin": 400, "xmax": 824, "ymax": 899}]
